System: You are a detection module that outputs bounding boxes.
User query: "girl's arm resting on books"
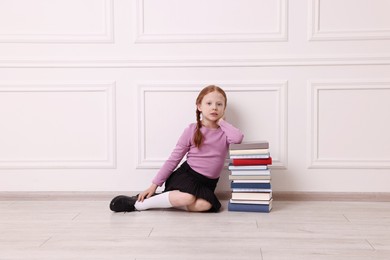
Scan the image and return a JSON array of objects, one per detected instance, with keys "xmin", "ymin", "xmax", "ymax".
[{"xmin": 218, "ymin": 118, "xmax": 244, "ymax": 144}]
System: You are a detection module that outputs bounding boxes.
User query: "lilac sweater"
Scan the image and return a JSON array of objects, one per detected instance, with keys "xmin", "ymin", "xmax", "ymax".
[{"xmin": 152, "ymin": 120, "xmax": 244, "ymax": 186}]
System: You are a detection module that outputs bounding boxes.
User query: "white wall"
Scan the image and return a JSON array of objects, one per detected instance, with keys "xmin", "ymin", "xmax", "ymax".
[{"xmin": 0, "ymin": 0, "xmax": 389, "ymax": 193}]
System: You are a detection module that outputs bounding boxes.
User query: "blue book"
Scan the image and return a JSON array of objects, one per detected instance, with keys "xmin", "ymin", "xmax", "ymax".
[
  {"xmin": 228, "ymin": 202, "xmax": 272, "ymax": 213},
  {"xmin": 231, "ymin": 182, "xmax": 271, "ymax": 189}
]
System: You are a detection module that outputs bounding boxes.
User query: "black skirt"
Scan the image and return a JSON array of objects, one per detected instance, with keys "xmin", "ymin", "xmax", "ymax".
[{"xmin": 163, "ymin": 161, "xmax": 221, "ymax": 212}]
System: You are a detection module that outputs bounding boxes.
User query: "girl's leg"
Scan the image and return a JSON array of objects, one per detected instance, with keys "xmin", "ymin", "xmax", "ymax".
[
  {"xmin": 134, "ymin": 190, "xmax": 195, "ymax": 211},
  {"xmin": 134, "ymin": 191, "xmax": 172, "ymax": 210},
  {"xmin": 168, "ymin": 190, "xmax": 212, "ymax": 212},
  {"xmin": 187, "ymin": 198, "xmax": 212, "ymax": 212},
  {"xmin": 169, "ymin": 190, "xmax": 213, "ymax": 212},
  {"xmin": 168, "ymin": 190, "xmax": 196, "ymax": 208},
  {"xmin": 135, "ymin": 190, "xmax": 212, "ymax": 212}
]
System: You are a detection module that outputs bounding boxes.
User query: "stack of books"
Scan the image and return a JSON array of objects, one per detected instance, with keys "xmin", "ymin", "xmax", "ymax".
[{"xmin": 227, "ymin": 141, "xmax": 273, "ymax": 213}]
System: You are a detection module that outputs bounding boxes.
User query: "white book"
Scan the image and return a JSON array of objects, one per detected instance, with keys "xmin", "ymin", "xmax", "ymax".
[
  {"xmin": 229, "ymin": 149, "xmax": 269, "ymax": 155},
  {"xmin": 232, "ymin": 188, "xmax": 272, "ymax": 193},
  {"xmin": 232, "ymin": 180, "xmax": 270, "ymax": 183},
  {"xmin": 230, "ymin": 169, "xmax": 271, "ymax": 176},
  {"xmin": 231, "ymin": 192, "xmax": 272, "ymax": 201},
  {"xmin": 228, "ymin": 164, "xmax": 268, "ymax": 170},
  {"xmin": 230, "ymin": 199, "xmax": 273, "ymax": 205},
  {"xmin": 229, "ymin": 175, "xmax": 271, "ymax": 180},
  {"xmin": 230, "ymin": 154, "xmax": 270, "ymax": 159}
]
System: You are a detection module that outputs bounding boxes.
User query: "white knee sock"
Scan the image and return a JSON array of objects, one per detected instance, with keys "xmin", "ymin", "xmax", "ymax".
[{"xmin": 134, "ymin": 191, "xmax": 173, "ymax": 211}]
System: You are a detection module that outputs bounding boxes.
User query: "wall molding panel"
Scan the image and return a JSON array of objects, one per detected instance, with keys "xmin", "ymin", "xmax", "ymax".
[
  {"xmin": 0, "ymin": 82, "xmax": 116, "ymax": 169},
  {"xmin": 307, "ymin": 80, "xmax": 390, "ymax": 168},
  {"xmin": 137, "ymin": 82, "xmax": 288, "ymax": 169},
  {"xmin": 308, "ymin": 0, "xmax": 390, "ymax": 41},
  {"xmin": 0, "ymin": 0, "xmax": 114, "ymax": 43},
  {"xmin": 135, "ymin": 0, "xmax": 288, "ymax": 43}
]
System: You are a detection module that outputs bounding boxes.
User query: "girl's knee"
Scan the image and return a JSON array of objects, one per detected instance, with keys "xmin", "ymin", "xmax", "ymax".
[
  {"xmin": 181, "ymin": 193, "xmax": 197, "ymax": 204},
  {"xmin": 169, "ymin": 191, "xmax": 196, "ymax": 206},
  {"xmin": 187, "ymin": 198, "xmax": 212, "ymax": 212}
]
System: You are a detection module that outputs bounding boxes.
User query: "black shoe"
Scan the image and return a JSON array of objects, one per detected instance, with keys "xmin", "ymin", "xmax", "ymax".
[{"xmin": 109, "ymin": 195, "xmax": 138, "ymax": 212}]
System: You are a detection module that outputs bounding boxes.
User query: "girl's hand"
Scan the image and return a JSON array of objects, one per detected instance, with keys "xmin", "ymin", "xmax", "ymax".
[
  {"xmin": 217, "ymin": 115, "xmax": 225, "ymax": 126},
  {"xmin": 137, "ymin": 183, "xmax": 158, "ymax": 202}
]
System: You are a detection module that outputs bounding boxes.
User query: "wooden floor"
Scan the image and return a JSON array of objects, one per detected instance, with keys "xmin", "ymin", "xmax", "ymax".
[{"xmin": 1, "ymin": 199, "xmax": 390, "ymax": 260}]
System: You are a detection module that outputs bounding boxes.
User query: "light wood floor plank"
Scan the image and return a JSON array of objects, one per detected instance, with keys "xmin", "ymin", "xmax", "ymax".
[{"xmin": 1, "ymin": 200, "xmax": 390, "ymax": 259}]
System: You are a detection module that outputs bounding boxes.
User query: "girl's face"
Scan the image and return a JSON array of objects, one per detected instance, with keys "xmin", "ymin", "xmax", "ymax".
[{"xmin": 197, "ymin": 91, "xmax": 226, "ymax": 125}]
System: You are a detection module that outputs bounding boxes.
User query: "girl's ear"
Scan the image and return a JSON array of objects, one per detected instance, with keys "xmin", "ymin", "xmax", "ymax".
[{"xmin": 197, "ymin": 104, "xmax": 202, "ymax": 112}]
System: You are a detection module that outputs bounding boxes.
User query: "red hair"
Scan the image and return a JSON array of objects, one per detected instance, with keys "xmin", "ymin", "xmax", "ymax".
[{"xmin": 194, "ymin": 85, "xmax": 227, "ymax": 148}]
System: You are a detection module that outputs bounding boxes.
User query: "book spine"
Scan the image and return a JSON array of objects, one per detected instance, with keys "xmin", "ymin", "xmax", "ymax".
[
  {"xmin": 230, "ymin": 170, "xmax": 271, "ymax": 176},
  {"xmin": 228, "ymin": 164, "xmax": 268, "ymax": 170},
  {"xmin": 228, "ymin": 202, "xmax": 271, "ymax": 212},
  {"xmin": 229, "ymin": 149, "xmax": 269, "ymax": 155},
  {"xmin": 229, "ymin": 142, "xmax": 269, "ymax": 150},
  {"xmin": 232, "ymin": 158, "xmax": 272, "ymax": 166},
  {"xmin": 231, "ymin": 182, "xmax": 271, "ymax": 189},
  {"xmin": 230, "ymin": 154, "xmax": 270, "ymax": 159},
  {"xmin": 232, "ymin": 179, "xmax": 271, "ymax": 183},
  {"xmin": 228, "ymin": 175, "xmax": 271, "ymax": 180},
  {"xmin": 231, "ymin": 192, "xmax": 272, "ymax": 201},
  {"xmin": 232, "ymin": 188, "xmax": 272, "ymax": 193},
  {"xmin": 230, "ymin": 199, "xmax": 272, "ymax": 205}
]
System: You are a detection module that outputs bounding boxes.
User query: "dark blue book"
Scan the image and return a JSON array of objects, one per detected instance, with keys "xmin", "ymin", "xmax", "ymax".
[
  {"xmin": 228, "ymin": 202, "xmax": 272, "ymax": 213},
  {"xmin": 231, "ymin": 182, "xmax": 271, "ymax": 189}
]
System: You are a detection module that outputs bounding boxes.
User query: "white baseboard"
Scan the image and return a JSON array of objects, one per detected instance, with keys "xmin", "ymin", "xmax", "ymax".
[{"xmin": 2, "ymin": 191, "xmax": 390, "ymax": 202}]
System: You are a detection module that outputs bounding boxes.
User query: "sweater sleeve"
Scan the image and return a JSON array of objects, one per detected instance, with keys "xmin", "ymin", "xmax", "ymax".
[
  {"xmin": 218, "ymin": 119, "xmax": 244, "ymax": 144},
  {"xmin": 152, "ymin": 125, "xmax": 192, "ymax": 186}
]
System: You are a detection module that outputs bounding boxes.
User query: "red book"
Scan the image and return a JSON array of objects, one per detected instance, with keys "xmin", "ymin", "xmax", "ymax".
[{"xmin": 232, "ymin": 157, "xmax": 272, "ymax": 166}]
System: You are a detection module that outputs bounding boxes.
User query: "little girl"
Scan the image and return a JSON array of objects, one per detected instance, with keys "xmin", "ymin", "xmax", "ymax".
[{"xmin": 110, "ymin": 85, "xmax": 244, "ymax": 213}]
